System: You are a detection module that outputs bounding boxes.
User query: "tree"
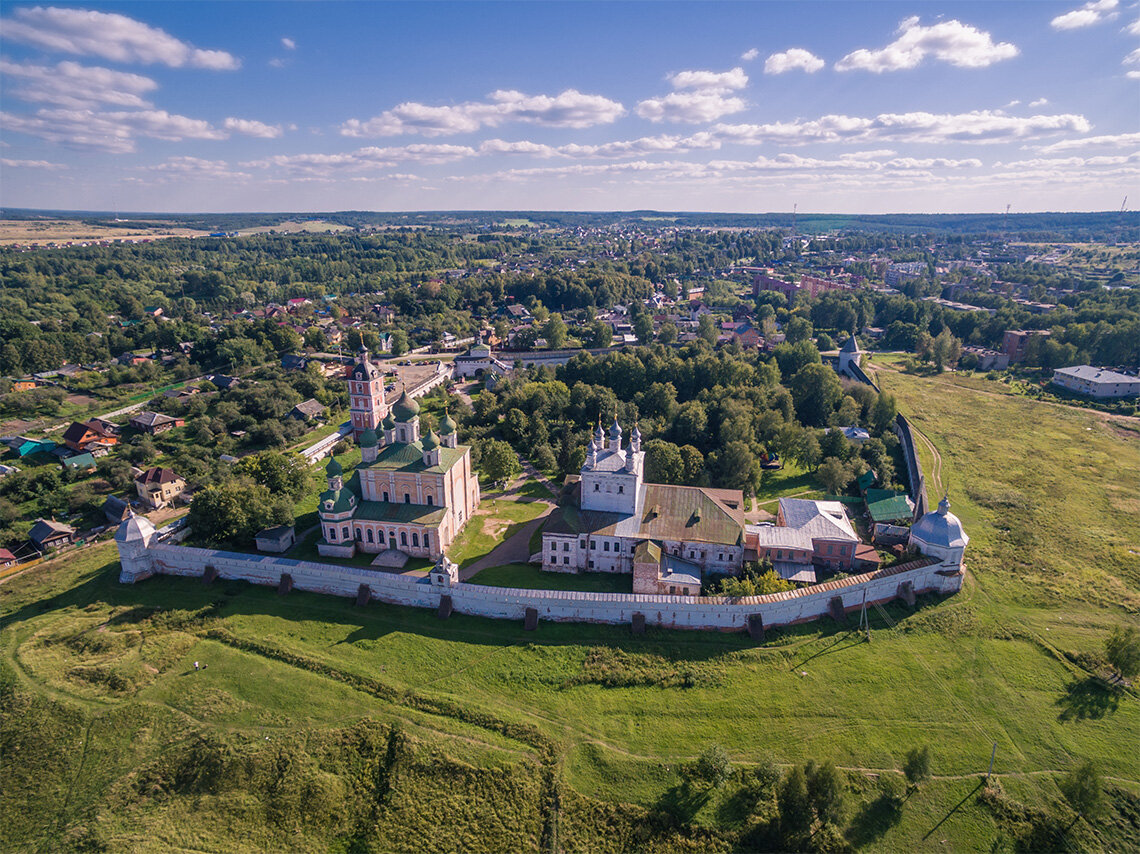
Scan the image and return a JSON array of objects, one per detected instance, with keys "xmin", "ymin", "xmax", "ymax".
[
  {"xmin": 188, "ymin": 480, "xmax": 293, "ymax": 547},
  {"xmin": 698, "ymin": 313, "xmax": 718, "ymax": 346},
  {"xmin": 1060, "ymin": 760, "xmax": 1105, "ymax": 820},
  {"xmin": 903, "ymin": 745, "xmax": 932, "ymax": 789},
  {"xmin": 657, "ymin": 322, "xmax": 678, "ymax": 345},
  {"xmin": 931, "ymin": 328, "xmax": 962, "ymax": 372},
  {"xmin": 717, "ymin": 441, "xmax": 756, "ymax": 491},
  {"xmin": 643, "ymin": 439, "xmax": 684, "ymax": 484},
  {"xmin": 1105, "ymin": 625, "xmax": 1140, "ymax": 680},
  {"xmin": 785, "ymin": 316, "xmax": 813, "ymax": 344},
  {"xmin": 791, "ymin": 363, "xmax": 843, "ymax": 427},
  {"xmin": 479, "ymin": 438, "xmax": 521, "ymax": 484},
  {"xmin": 542, "ymin": 313, "xmax": 568, "ymax": 349},
  {"xmin": 531, "ymin": 443, "xmax": 557, "ymax": 472},
  {"xmin": 390, "ymin": 329, "xmax": 409, "ymax": 356},
  {"xmin": 816, "ymin": 458, "xmax": 851, "ymax": 494},
  {"xmin": 815, "ymin": 332, "xmax": 835, "ymax": 351},
  {"xmin": 236, "ymin": 451, "xmax": 310, "ymax": 501},
  {"xmin": 689, "ymin": 744, "xmax": 732, "ymax": 789},
  {"xmin": 587, "ymin": 319, "xmax": 613, "ymax": 348},
  {"xmin": 871, "ymin": 391, "xmax": 898, "ymax": 434},
  {"xmin": 806, "ymin": 760, "xmax": 845, "ymax": 827},
  {"xmin": 777, "ymin": 765, "xmax": 813, "ymax": 836},
  {"xmin": 679, "ymin": 444, "xmax": 705, "ymax": 484},
  {"xmin": 633, "ymin": 312, "xmax": 655, "ymax": 345}
]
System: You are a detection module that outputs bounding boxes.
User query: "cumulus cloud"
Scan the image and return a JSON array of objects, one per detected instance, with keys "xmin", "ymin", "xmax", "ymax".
[
  {"xmin": 281, "ymin": 37, "xmax": 296, "ymax": 49},
  {"xmin": 0, "ymin": 59, "xmax": 158, "ymax": 109},
  {"xmin": 341, "ymin": 89, "xmax": 625, "ymax": 137},
  {"xmin": 1051, "ymin": 0, "xmax": 1118, "ymax": 30},
  {"xmin": 1029, "ymin": 97, "xmax": 1050, "ymax": 107},
  {"xmin": 637, "ymin": 67, "xmax": 749, "ymax": 123},
  {"xmin": 244, "ymin": 143, "xmax": 477, "ymax": 175},
  {"xmin": 741, "ymin": 48, "xmax": 759, "ymax": 61},
  {"xmin": 764, "ymin": 48, "xmax": 825, "ymax": 74},
  {"xmin": 668, "ymin": 67, "xmax": 748, "ymax": 90},
  {"xmin": 835, "ymin": 17, "xmax": 1018, "ymax": 72},
  {"xmin": 223, "ymin": 117, "xmax": 284, "ymax": 138},
  {"xmin": 711, "ymin": 109, "xmax": 1090, "ymax": 146},
  {"xmin": 636, "ymin": 90, "xmax": 747, "ymax": 123},
  {"xmin": 1, "ymin": 157, "xmax": 68, "ymax": 170},
  {"xmin": 1126, "ymin": 19, "xmax": 1140, "ymax": 35},
  {"xmin": 141, "ymin": 156, "xmax": 250, "ymax": 181},
  {"xmin": 0, "ymin": 6, "xmax": 240, "ymax": 69}
]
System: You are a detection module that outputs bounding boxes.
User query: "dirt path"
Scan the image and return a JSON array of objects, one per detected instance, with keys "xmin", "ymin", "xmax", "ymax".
[{"xmin": 459, "ymin": 503, "xmax": 555, "ymax": 580}]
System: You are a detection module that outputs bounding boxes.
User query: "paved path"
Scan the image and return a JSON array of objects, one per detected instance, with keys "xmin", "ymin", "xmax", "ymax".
[{"xmin": 459, "ymin": 502, "xmax": 554, "ymax": 581}]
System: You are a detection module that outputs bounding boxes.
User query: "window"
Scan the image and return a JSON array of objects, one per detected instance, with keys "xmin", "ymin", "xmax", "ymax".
[
  {"xmin": 329, "ymin": 528, "xmax": 336, "ymax": 541},
  {"xmin": 355, "ymin": 528, "xmax": 362, "ymax": 541},
  {"xmin": 342, "ymin": 526, "xmax": 350, "ymax": 540},
  {"xmin": 562, "ymin": 543, "xmax": 569, "ymax": 552},
  {"xmin": 412, "ymin": 533, "xmax": 419, "ymax": 547},
  {"xmin": 426, "ymin": 495, "xmax": 434, "ymax": 506},
  {"xmin": 563, "ymin": 556, "xmax": 569, "ymax": 565},
  {"xmin": 669, "ymin": 586, "xmax": 677, "ymax": 595},
  {"xmin": 400, "ymin": 531, "xmax": 407, "ymax": 546},
  {"xmin": 399, "ymin": 428, "xmax": 406, "ymax": 441},
  {"xmin": 590, "ymin": 540, "xmax": 596, "ymax": 549},
  {"xmin": 377, "ymin": 529, "xmax": 384, "ymax": 544},
  {"xmin": 550, "ymin": 543, "xmax": 557, "ymax": 553},
  {"xmin": 603, "ymin": 542, "xmax": 610, "ymax": 552},
  {"xmin": 366, "ymin": 529, "xmax": 374, "ymax": 543},
  {"xmin": 594, "ymin": 483, "xmax": 600, "ymax": 492},
  {"xmin": 618, "ymin": 485, "xmax": 624, "ymax": 494},
  {"xmin": 383, "ymin": 491, "xmax": 389, "ymax": 502},
  {"xmin": 404, "ymin": 494, "xmax": 410, "ymax": 504},
  {"xmin": 588, "ymin": 560, "xmax": 595, "ymax": 568},
  {"xmin": 579, "ymin": 540, "xmax": 586, "ymax": 549}
]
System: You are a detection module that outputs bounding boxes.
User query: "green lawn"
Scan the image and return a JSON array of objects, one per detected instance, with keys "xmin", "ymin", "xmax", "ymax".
[
  {"xmin": 448, "ymin": 494, "xmax": 549, "ymax": 567},
  {"xmin": 2, "ymin": 368, "xmax": 1139, "ymax": 853},
  {"xmin": 469, "ymin": 563, "xmax": 630, "ymax": 593},
  {"xmin": 753, "ymin": 459, "xmax": 826, "ymax": 507}
]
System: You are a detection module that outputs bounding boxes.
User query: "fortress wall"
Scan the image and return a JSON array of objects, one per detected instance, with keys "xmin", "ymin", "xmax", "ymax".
[{"xmin": 138, "ymin": 543, "xmax": 960, "ymax": 631}]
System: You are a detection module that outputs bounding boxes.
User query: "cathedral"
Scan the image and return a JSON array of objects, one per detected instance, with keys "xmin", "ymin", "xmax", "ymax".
[
  {"xmin": 317, "ymin": 349, "xmax": 480, "ymax": 561},
  {"xmin": 541, "ymin": 416, "xmax": 747, "ymax": 594}
]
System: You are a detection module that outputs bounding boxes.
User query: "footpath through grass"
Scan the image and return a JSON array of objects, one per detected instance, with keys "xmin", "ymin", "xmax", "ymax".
[{"xmin": 2, "ymin": 369, "xmax": 1139, "ymax": 852}]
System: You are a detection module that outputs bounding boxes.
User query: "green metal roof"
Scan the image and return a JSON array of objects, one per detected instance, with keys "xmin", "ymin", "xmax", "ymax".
[
  {"xmin": 391, "ymin": 390, "xmax": 420, "ymax": 421},
  {"xmin": 856, "ymin": 469, "xmax": 877, "ymax": 492},
  {"xmin": 359, "ymin": 439, "xmax": 466, "ymax": 474},
  {"xmin": 360, "ymin": 427, "xmax": 378, "ymax": 447},
  {"xmin": 867, "ymin": 494, "xmax": 914, "ymax": 523},
  {"xmin": 352, "ymin": 500, "xmax": 447, "ymax": 526},
  {"xmin": 319, "ymin": 486, "xmax": 355, "ymax": 513}
]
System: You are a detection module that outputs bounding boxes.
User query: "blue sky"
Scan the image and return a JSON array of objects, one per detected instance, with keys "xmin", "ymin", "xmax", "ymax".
[{"xmin": 1, "ymin": 1, "xmax": 1137, "ymax": 213}]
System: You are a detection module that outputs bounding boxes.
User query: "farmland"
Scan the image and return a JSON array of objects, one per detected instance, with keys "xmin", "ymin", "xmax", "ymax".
[{"xmin": 2, "ymin": 369, "xmax": 1138, "ymax": 852}]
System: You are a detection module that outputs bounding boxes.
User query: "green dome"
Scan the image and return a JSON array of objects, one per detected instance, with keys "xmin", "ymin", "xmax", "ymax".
[
  {"xmin": 392, "ymin": 390, "xmax": 420, "ymax": 421},
  {"xmin": 325, "ymin": 457, "xmax": 343, "ymax": 477},
  {"xmin": 359, "ymin": 427, "xmax": 378, "ymax": 447},
  {"xmin": 440, "ymin": 411, "xmax": 457, "ymax": 434},
  {"xmin": 421, "ymin": 430, "xmax": 441, "ymax": 452},
  {"xmin": 382, "ymin": 411, "xmax": 396, "ymax": 430}
]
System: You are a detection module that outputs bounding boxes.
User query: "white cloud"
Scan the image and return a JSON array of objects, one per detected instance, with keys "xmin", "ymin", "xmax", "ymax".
[
  {"xmin": 1051, "ymin": 0, "xmax": 1118, "ymax": 30},
  {"xmin": 668, "ymin": 67, "xmax": 748, "ymax": 90},
  {"xmin": 0, "ymin": 6, "xmax": 240, "ymax": 69},
  {"xmin": 1036, "ymin": 132, "xmax": 1140, "ymax": 153},
  {"xmin": 0, "ymin": 107, "xmax": 277, "ymax": 153},
  {"xmin": 711, "ymin": 109, "xmax": 1090, "ymax": 146},
  {"xmin": 1, "ymin": 157, "xmax": 68, "ymax": 170},
  {"xmin": 741, "ymin": 48, "xmax": 759, "ymax": 61},
  {"xmin": 764, "ymin": 49, "xmax": 825, "ymax": 74},
  {"xmin": 341, "ymin": 89, "xmax": 625, "ymax": 137},
  {"xmin": 636, "ymin": 90, "xmax": 747, "ymax": 123},
  {"xmin": 1126, "ymin": 19, "xmax": 1140, "ymax": 35},
  {"xmin": 1029, "ymin": 97, "xmax": 1050, "ymax": 107},
  {"xmin": 638, "ymin": 68, "xmax": 749, "ymax": 123},
  {"xmin": 281, "ymin": 37, "xmax": 296, "ymax": 50},
  {"xmin": 835, "ymin": 17, "xmax": 1018, "ymax": 72},
  {"xmin": 141, "ymin": 156, "xmax": 250, "ymax": 181},
  {"xmin": 244, "ymin": 144, "xmax": 477, "ymax": 175},
  {"xmin": 1125, "ymin": 47, "xmax": 1140, "ymax": 64},
  {"xmin": 223, "ymin": 117, "xmax": 284, "ymax": 138},
  {"xmin": 0, "ymin": 59, "xmax": 158, "ymax": 109}
]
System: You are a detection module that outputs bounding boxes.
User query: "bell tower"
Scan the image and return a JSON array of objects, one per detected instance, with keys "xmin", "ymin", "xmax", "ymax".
[{"xmin": 349, "ymin": 347, "xmax": 387, "ymax": 440}]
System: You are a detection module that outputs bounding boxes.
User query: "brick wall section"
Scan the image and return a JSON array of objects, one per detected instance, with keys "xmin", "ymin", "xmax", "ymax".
[{"xmin": 124, "ymin": 542, "xmax": 960, "ymax": 631}]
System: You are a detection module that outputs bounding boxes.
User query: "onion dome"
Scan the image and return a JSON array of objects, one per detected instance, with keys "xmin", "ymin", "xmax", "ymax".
[
  {"xmin": 325, "ymin": 456, "xmax": 343, "ymax": 477},
  {"xmin": 360, "ymin": 427, "xmax": 378, "ymax": 447},
  {"xmin": 421, "ymin": 430, "xmax": 441, "ymax": 451},
  {"xmin": 631, "ymin": 422, "xmax": 642, "ymax": 439},
  {"xmin": 392, "ymin": 389, "xmax": 420, "ymax": 421},
  {"xmin": 910, "ymin": 495, "xmax": 969, "ymax": 550},
  {"xmin": 440, "ymin": 410, "xmax": 457, "ymax": 435},
  {"xmin": 609, "ymin": 416, "xmax": 622, "ymax": 440},
  {"xmin": 382, "ymin": 411, "xmax": 396, "ymax": 430}
]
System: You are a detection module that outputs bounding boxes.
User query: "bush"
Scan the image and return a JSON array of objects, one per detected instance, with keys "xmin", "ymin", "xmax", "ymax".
[
  {"xmin": 688, "ymin": 744, "xmax": 731, "ymax": 789},
  {"xmin": 903, "ymin": 745, "xmax": 931, "ymax": 788}
]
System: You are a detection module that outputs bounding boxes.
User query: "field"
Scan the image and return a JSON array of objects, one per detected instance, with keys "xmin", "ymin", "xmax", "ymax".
[
  {"xmin": 2, "ymin": 369, "xmax": 1138, "ymax": 852},
  {"xmin": 0, "ymin": 218, "xmax": 209, "ymax": 245}
]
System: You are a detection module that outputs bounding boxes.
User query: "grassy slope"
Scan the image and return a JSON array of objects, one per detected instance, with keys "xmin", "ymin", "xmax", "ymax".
[{"xmin": 2, "ymin": 370, "xmax": 1139, "ymax": 852}]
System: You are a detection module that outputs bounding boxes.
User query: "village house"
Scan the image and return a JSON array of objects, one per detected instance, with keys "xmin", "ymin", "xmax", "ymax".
[
  {"xmin": 29, "ymin": 519, "xmax": 76, "ymax": 552},
  {"xmin": 288, "ymin": 398, "xmax": 327, "ymax": 421},
  {"xmin": 0, "ymin": 547, "xmax": 17, "ymax": 568},
  {"xmin": 129, "ymin": 411, "xmax": 184, "ymax": 435},
  {"xmin": 61, "ymin": 420, "xmax": 119, "ymax": 455},
  {"xmin": 135, "ymin": 467, "xmax": 187, "ymax": 509}
]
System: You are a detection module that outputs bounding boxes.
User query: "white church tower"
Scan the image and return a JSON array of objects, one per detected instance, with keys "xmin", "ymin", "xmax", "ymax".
[{"xmin": 580, "ymin": 416, "xmax": 644, "ymax": 516}]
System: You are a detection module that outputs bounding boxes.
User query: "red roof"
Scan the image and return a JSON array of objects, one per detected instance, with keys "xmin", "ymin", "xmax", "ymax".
[
  {"xmin": 136, "ymin": 467, "xmax": 182, "ymax": 485},
  {"xmin": 0, "ymin": 548, "xmax": 16, "ymax": 562}
]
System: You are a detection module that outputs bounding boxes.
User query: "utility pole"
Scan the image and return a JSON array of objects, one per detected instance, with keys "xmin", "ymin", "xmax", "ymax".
[{"xmin": 987, "ymin": 742, "xmax": 997, "ymax": 781}]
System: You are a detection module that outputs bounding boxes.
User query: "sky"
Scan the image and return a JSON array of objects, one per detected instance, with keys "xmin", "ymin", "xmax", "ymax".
[{"xmin": 0, "ymin": 1, "xmax": 1138, "ymax": 214}]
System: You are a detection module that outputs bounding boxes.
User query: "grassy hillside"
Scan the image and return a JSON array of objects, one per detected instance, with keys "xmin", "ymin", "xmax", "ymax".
[{"xmin": 2, "ymin": 368, "xmax": 1138, "ymax": 852}]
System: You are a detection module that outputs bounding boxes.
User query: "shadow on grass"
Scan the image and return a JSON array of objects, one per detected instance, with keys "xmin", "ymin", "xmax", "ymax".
[
  {"xmin": 651, "ymin": 781, "xmax": 710, "ymax": 826},
  {"xmin": 788, "ymin": 629, "xmax": 866, "ymax": 671},
  {"xmin": 923, "ymin": 780, "xmax": 983, "ymax": 841},
  {"xmin": 847, "ymin": 792, "xmax": 905, "ymax": 848},
  {"xmin": 1056, "ymin": 676, "xmax": 1121, "ymax": 721}
]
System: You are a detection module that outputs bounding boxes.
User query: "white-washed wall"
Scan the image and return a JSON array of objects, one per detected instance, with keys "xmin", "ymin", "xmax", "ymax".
[{"xmin": 134, "ymin": 542, "xmax": 961, "ymax": 632}]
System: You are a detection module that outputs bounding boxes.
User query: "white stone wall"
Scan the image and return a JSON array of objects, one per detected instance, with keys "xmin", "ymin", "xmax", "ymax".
[{"xmin": 125, "ymin": 541, "xmax": 963, "ymax": 632}]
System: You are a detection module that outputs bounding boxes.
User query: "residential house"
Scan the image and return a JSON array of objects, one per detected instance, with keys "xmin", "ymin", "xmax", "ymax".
[
  {"xmin": 281, "ymin": 354, "xmax": 310, "ymax": 371},
  {"xmin": 103, "ymin": 495, "xmax": 131, "ymax": 525},
  {"xmin": 129, "ymin": 411, "xmax": 184, "ymax": 435},
  {"xmin": 62, "ymin": 452, "xmax": 96, "ymax": 473},
  {"xmin": 29, "ymin": 519, "xmax": 76, "ymax": 551},
  {"xmin": 62, "ymin": 420, "xmax": 119, "ymax": 455},
  {"xmin": 1001, "ymin": 329, "xmax": 1050, "ymax": 363},
  {"xmin": 1051, "ymin": 365, "xmax": 1140, "ymax": 398},
  {"xmin": 288, "ymin": 398, "xmax": 327, "ymax": 421},
  {"xmin": 135, "ymin": 467, "xmax": 187, "ymax": 509},
  {"xmin": 745, "ymin": 498, "xmax": 860, "ymax": 583},
  {"xmin": 0, "ymin": 548, "xmax": 16, "ymax": 567}
]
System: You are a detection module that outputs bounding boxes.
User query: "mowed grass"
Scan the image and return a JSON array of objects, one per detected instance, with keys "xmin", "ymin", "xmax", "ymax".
[
  {"xmin": 2, "ymin": 370, "xmax": 1139, "ymax": 852},
  {"xmin": 469, "ymin": 563, "xmax": 631, "ymax": 593}
]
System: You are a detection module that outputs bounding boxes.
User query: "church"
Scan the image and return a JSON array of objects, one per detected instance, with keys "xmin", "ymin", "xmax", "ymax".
[
  {"xmin": 541, "ymin": 417, "xmax": 748, "ymax": 594},
  {"xmin": 317, "ymin": 349, "xmax": 480, "ymax": 562}
]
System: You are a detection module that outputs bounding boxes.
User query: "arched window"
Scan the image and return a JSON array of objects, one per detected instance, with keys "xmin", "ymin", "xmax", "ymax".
[
  {"xmin": 399, "ymin": 428, "xmax": 406, "ymax": 441},
  {"xmin": 342, "ymin": 526, "xmax": 350, "ymax": 540},
  {"xmin": 426, "ymin": 495, "xmax": 433, "ymax": 506},
  {"xmin": 383, "ymin": 491, "xmax": 389, "ymax": 502},
  {"xmin": 400, "ymin": 531, "xmax": 407, "ymax": 546},
  {"xmin": 594, "ymin": 483, "xmax": 600, "ymax": 492},
  {"xmin": 423, "ymin": 532, "xmax": 430, "ymax": 549},
  {"xmin": 377, "ymin": 529, "xmax": 385, "ymax": 544},
  {"xmin": 618, "ymin": 485, "xmax": 624, "ymax": 494},
  {"xmin": 328, "ymin": 528, "xmax": 336, "ymax": 541},
  {"xmin": 355, "ymin": 528, "xmax": 362, "ymax": 541},
  {"xmin": 366, "ymin": 529, "xmax": 374, "ymax": 543},
  {"xmin": 412, "ymin": 532, "xmax": 419, "ymax": 547},
  {"xmin": 404, "ymin": 493, "xmax": 410, "ymax": 504}
]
